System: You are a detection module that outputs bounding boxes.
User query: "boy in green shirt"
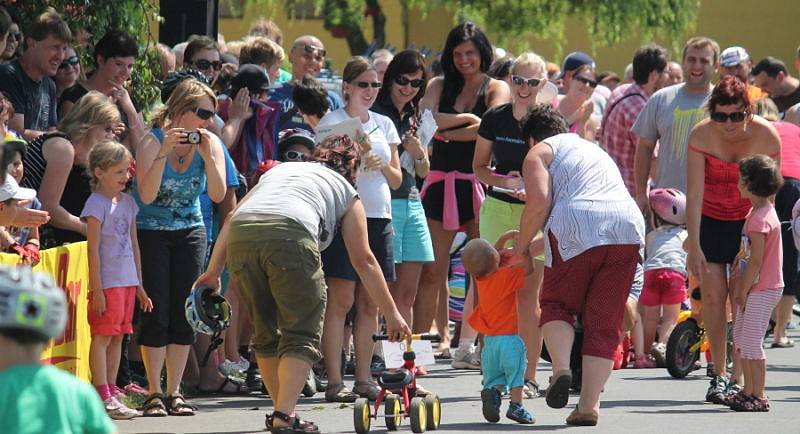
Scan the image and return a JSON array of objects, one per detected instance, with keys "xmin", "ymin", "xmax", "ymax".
[{"xmin": 0, "ymin": 266, "xmax": 116, "ymax": 434}]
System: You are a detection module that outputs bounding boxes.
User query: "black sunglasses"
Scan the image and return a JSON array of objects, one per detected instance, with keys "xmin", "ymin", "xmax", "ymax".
[
  {"xmin": 59, "ymin": 56, "xmax": 79, "ymax": 69},
  {"xmin": 303, "ymin": 45, "xmax": 326, "ymax": 59},
  {"xmin": 511, "ymin": 75, "xmax": 543, "ymax": 87},
  {"xmin": 191, "ymin": 59, "xmax": 222, "ymax": 71},
  {"xmin": 394, "ymin": 76, "xmax": 425, "ymax": 88},
  {"xmin": 356, "ymin": 81, "xmax": 382, "ymax": 89},
  {"xmin": 194, "ymin": 108, "xmax": 215, "ymax": 120},
  {"xmin": 710, "ymin": 111, "xmax": 747, "ymax": 123},
  {"xmin": 7, "ymin": 32, "xmax": 20, "ymax": 42},
  {"xmin": 283, "ymin": 150, "xmax": 307, "ymax": 162},
  {"xmin": 574, "ymin": 75, "xmax": 598, "ymax": 88}
]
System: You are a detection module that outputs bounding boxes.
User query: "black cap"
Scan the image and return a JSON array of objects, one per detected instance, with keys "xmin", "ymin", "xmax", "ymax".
[
  {"xmin": 230, "ymin": 64, "xmax": 270, "ymax": 95},
  {"xmin": 558, "ymin": 51, "xmax": 595, "ymax": 79}
]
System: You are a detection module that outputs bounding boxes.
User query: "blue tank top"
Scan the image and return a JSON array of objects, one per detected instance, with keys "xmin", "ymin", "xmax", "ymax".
[{"xmin": 132, "ymin": 128, "xmax": 207, "ymax": 231}]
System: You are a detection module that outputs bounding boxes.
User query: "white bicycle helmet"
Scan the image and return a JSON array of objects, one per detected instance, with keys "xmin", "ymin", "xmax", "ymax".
[
  {"xmin": 185, "ymin": 286, "xmax": 231, "ymax": 336},
  {"xmin": 0, "ymin": 265, "xmax": 67, "ymax": 340}
]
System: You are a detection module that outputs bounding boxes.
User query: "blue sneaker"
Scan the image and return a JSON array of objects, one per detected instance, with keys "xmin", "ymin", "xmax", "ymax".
[
  {"xmin": 480, "ymin": 388, "xmax": 501, "ymax": 423},
  {"xmin": 506, "ymin": 401, "xmax": 535, "ymax": 424}
]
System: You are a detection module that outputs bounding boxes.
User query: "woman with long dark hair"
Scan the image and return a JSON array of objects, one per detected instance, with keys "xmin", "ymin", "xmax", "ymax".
[
  {"xmin": 372, "ymin": 49, "xmax": 434, "ymax": 330},
  {"xmin": 417, "ymin": 22, "xmax": 510, "ymax": 367}
]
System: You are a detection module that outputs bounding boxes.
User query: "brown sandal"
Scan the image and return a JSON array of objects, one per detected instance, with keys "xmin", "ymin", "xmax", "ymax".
[
  {"xmin": 324, "ymin": 383, "xmax": 358, "ymax": 403},
  {"xmin": 353, "ymin": 380, "xmax": 381, "ymax": 401},
  {"xmin": 268, "ymin": 410, "xmax": 320, "ymax": 433},
  {"xmin": 165, "ymin": 393, "xmax": 196, "ymax": 416},
  {"xmin": 566, "ymin": 406, "xmax": 598, "ymax": 426},
  {"xmin": 141, "ymin": 393, "xmax": 168, "ymax": 417}
]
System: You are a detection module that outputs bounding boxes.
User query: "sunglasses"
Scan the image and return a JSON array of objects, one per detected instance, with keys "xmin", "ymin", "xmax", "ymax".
[
  {"xmin": 191, "ymin": 59, "xmax": 222, "ymax": 71},
  {"xmin": 356, "ymin": 81, "xmax": 382, "ymax": 89},
  {"xmin": 511, "ymin": 75, "xmax": 543, "ymax": 87},
  {"xmin": 302, "ymin": 45, "xmax": 326, "ymax": 59},
  {"xmin": 394, "ymin": 76, "xmax": 425, "ymax": 88},
  {"xmin": 283, "ymin": 150, "xmax": 307, "ymax": 162},
  {"xmin": 574, "ymin": 75, "xmax": 598, "ymax": 88},
  {"xmin": 7, "ymin": 32, "xmax": 20, "ymax": 42},
  {"xmin": 194, "ymin": 108, "xmax": 215, "ymax": 120},
  {"xmin": 59, "ymin": 56, "xmax": 79, "ymax": 69},
  {"xmin": 710, "ymin": 111, "xmax": 747, "ymax": 123}
]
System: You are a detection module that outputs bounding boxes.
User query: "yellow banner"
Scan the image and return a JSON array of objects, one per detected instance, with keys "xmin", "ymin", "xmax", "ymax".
[{"xmin": 0, "ymin": 242, "xmax": 92, "ymax": 380}]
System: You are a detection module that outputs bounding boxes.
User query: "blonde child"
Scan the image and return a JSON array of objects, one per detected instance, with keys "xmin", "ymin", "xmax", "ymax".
[
  {"xmin": 462, "ymin": 231, "xmax": 535, "ymax": 425},
  {"xmin": 728, "ymin": 155, "xmax": 784, "ymax": 412},
  {"xmin": 81, "ymin": 140, "xmax": 153, "ymax": 419}
]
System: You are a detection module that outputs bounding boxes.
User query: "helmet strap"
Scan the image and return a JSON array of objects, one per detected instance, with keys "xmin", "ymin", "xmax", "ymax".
[{"xmin": 200, "ymin": 329, "xmax": 225, "ymax": 367}]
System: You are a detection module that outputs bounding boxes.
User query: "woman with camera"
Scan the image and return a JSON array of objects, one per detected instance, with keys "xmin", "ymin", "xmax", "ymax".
[{"xmin": 132, "ymin": 78, "xmax": 226, "ymax": 416}]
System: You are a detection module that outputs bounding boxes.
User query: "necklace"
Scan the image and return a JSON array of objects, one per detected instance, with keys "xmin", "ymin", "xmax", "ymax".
[{"xmin": 175, "ymin": 149, "xmax": 192, "ymax": 165}]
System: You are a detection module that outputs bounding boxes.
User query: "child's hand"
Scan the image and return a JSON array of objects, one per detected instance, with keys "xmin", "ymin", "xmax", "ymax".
[
  {"xmin": 92, "ymin": 290, "xmax": 106, "ymax": 315},
  {"xmin": 137, "ymin": 286, "xmax": 153, "ymax": 312},
  {"xmin": 733, "ymin": 286, "xmax": 748, "ymax": 311}
]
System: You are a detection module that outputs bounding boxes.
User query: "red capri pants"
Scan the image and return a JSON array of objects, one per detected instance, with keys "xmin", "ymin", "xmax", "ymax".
[{"xmin": 540, "ymin": 232, "xmax": 640, "ymax": 360}]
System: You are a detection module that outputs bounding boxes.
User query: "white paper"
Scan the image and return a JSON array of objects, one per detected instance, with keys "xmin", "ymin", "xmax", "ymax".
[
  {"xmin": 314, "ymin": 117, "xmax": 364, "ymax": 144},
  {"xmin": 381, "ymin": 340, "xmax": 436, "ymax": 369},
  {"xmin": 418, "ymin": 109, "xmax": 438, "ymax": 147}
]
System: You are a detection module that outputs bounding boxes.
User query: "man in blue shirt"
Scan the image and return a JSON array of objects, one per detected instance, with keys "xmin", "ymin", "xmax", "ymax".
[{"xmin": 269, "ymin": 35, "xmax": 343, "ymax": 141}]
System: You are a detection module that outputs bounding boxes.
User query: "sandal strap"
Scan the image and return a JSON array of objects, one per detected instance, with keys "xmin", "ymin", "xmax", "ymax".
[
  {"xmin": 168, "ymin": 394, "xmax": 198, "ymax": 411},
  {"xmin": 272, "ymin": 410, "xmax": 293, "ymax": 424},
  {"xmin": 142, "ymin": 393, "xmax": 165, "ymax": 408}
]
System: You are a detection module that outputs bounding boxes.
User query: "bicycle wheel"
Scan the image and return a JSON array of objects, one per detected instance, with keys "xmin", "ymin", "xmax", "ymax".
[{"xmin": 666, "ymin": 319, "xmax": 701, "ymax": 378}]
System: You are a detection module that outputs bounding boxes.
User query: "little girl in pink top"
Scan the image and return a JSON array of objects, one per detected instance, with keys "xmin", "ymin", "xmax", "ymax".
[{"xmin": 729, "ymin": 154, "xmax": 784, "ymax": 412}]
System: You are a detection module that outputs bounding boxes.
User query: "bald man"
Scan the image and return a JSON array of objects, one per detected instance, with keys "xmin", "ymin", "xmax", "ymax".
[{"xmin": 269, "ymin": 35, "xmax": 343, "ymax": 138}]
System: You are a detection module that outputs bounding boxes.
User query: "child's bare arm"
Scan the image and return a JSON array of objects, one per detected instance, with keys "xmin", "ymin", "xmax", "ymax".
[{"xmin": 494, "ymin": 229, "xmax": 519, "ymax": 250}]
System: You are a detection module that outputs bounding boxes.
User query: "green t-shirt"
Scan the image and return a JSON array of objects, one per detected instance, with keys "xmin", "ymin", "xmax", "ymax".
[{"xmin": 0, "ymin": 364, "xmax": 116, "ymax": 434}]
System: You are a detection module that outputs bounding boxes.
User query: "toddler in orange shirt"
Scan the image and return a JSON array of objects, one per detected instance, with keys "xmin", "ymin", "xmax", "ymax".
[{"xmin": 463, "ymin": 230, "xmax": 535, "ymax": 425}]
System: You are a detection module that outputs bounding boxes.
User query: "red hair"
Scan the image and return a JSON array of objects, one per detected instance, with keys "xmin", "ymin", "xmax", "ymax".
[{"xmin": 708, "ymin": 75, "xmax": 753, "ymax": 113}]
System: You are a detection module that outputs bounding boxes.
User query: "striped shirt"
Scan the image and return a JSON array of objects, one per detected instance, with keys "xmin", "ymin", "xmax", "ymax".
[
  {"xmin": 21, "ymin": 132, "xmax": 69, "ymax": 191},
  {"xmin": 542, "ymin": 133, "xmax": 645, "ymax": 267}
]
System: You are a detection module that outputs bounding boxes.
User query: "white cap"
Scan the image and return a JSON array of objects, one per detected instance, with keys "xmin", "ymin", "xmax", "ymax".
[{"xmin": 0, "ymin": 175, "xmax": 36, "ymax": 202}]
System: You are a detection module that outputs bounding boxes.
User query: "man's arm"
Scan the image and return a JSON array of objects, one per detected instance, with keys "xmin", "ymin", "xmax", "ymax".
[{"xmin": 633, "ymin": 137, "xmax": 657, "ymax": 211}]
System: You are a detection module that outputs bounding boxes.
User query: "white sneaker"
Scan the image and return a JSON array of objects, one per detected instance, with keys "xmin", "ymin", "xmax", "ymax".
[
  {"xmin": 104, "ymin": 397, "xmax": 139, "ymax": 420},
  {"xmin": 650, "ymin": 342, "xmax": 667, "ymax": 367},
  {"xmin": 219, "ymin": 356, "xmax": 249, "ymax": 376},
  {"xmin": 233, "ymin": 356, "xmax": 250, "ymax": 372},
  {"xmin": 451, "ymin": 346, "xmax": 481, "ymax": 370}
]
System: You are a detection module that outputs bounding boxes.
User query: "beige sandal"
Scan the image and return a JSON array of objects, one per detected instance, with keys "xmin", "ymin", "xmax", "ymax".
[
  {"xmin": 353, "ymin": 380, "xmax": 381, "ymax": 401},
  {"xmin": 324, "ymin": 383, "xmax": 358, "ymax": 403},
  {"xmin": 566, "ymin": 406, "xmax": 598, "ymax": 426}
]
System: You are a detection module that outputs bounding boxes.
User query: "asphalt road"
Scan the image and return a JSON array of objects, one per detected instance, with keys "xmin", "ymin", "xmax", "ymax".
[{"xmin": 118, "ymin": 328, "xmax": 800, "ymax": 434}]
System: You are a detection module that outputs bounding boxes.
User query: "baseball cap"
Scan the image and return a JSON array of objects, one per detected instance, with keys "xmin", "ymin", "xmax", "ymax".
[
  {"xmin": 720, "ymin": 46, "xmax": 750, "ymax": 68},
  {"xmin": 278, "ymin": 128, "xmax": 316, "ymax": 155},
  {"xmin": 0, "ymin": 174, "xmax": 36, "ymax": 202},
  {"xmin": 558, "ymin": 51, "xmax": 595, "ymax": 79},
  {"xmin": 230, "ymin": 64, "xmax": 271, "ymax": 94}
]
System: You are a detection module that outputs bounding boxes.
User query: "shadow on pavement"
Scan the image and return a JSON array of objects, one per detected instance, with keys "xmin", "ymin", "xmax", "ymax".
[
  {"xmin": 437, "ymin": 421, "xmax": 570, "ymax": 431},
  {"xmin": 600, "ymin": 399, "xmax": 706, "ymax": 408}
]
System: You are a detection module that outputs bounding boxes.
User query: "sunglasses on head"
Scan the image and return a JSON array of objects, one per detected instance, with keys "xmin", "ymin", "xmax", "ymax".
[
  {"xmin": 356, "ymin": 81, "xmax": 382, "ymax": 89},
  {"xmin": 511, "ymin": 75, "xmax": 543, "ymax": 87},
  {"xmin": 710, "ymin": 111, "xmax": 747, "ymax": 123},
  {"xmin": 303, "ymin": 45, "xmax": 326, "ymax": 59},
  {"xmin": 574, "ymin": 75, "xmax": 598, "ymax": 88},
  {"xmin": 283, "ymin": 150, "xmax": 307, "ymax": 162},
  {"xmin": 194, "ymin": 108, "xmax": 215, "ymax": 120},
  {"xmin": 394, "ymin": 76, "xmax": 425, "ymax": 88},
  {"xmin": 59, "ymin": 56, "xmax": 79, "ymax": 69},
  {"xmin": 192, "ymin": 59, "xmax": 222, "ymax": 71},
  {"xmin": 7, "ymin": 32, "xmax": 20, "ymax": 42}
]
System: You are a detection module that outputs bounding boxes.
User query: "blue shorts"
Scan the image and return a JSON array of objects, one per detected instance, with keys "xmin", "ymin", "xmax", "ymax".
[
  {"xmin": 391, "ymin": 198, "xmax": 434, "ymax": 263},
  {"xmin": 481, "ymin": 335, "xmax": 527, "ymax": 391}
]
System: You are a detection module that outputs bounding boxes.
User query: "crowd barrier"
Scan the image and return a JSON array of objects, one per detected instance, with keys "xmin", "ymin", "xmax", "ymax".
[{"xmin": 0, "ymin": 242, "xmax": 92, "ymax": 381}]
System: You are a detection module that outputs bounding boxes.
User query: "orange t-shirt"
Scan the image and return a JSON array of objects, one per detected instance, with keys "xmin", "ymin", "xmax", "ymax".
[{"xmin": 468, "ymin": 266, "xmax": 525, "ymax": 336}]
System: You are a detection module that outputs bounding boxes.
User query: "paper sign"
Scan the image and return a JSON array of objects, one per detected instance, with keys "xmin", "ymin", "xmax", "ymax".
[
  {"xmin": 418, "ymin": 109, "xmax": 438, "ymax": 147},
  {"xmin": 381, "ymin": 340, "xmax": 436, "ymax": 369},
  {"xmin": 314, "ymin": 117, "xmax": 364, "ymax": 144}
]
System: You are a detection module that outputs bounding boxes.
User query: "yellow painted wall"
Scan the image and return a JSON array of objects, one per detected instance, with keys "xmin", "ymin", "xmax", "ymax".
[{"xmin": 160, "ymin": 0, "xmax": 800, "ymax": 76}]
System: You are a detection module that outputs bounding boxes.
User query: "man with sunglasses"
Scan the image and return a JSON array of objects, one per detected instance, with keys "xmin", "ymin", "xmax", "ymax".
[
  {"xmin": 184, "ymin": 36, "xmax": 223, "ymax": 85},
  {"xmin": 269, "ymin": 35, "xmax": 343, "ymax": 140},
  {"xmin": 632, "ymin": 36, "xmax": 719, "ymax": 211},
  {"xmin": 0, "ymin": 9, "xmax": 70, "ymax": 141},
  {"xmin": 600, "ymin": 44, "xmax": 669, "ymax": 196}
]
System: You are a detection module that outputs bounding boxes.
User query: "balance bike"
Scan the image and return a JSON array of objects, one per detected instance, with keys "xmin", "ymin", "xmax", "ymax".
[{"xmin": 354, "ymin": 334, "xmax": 442, "ymax": 434}]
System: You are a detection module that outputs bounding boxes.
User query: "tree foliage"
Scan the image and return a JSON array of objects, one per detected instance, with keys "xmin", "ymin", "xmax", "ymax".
[
  {"xmin": 238, "ymin": 0, "xmax": 700, "ymax": 55},
  {"xmin": 5, "ymin": 0, "xmax": 162, "ymax": 110}
]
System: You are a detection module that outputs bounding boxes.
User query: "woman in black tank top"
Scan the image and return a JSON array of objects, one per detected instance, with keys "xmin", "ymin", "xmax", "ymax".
[{"xmin": 415, "ymin": 22, "xmax": 510, "ymax": 355}]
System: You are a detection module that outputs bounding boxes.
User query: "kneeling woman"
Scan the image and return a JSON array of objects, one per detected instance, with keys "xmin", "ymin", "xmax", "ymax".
[{"xmin": 196, "ymin": 135, "xmax": 410, "ymax": 434}]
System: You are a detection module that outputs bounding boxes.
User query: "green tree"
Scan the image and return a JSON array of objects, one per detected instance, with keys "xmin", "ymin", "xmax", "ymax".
[
  {"xmin": 8, "ymin": 0, "xmax": 162, "ymax": 110},
  {"xmin": 239, "ymin": 0, "xmax": 700, "ymax": 55}
]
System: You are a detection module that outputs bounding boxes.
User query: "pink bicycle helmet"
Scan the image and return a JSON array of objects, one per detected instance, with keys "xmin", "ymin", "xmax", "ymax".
[{"xmin": 649, "ymin": 188, "xmax": 686, "ymax": 225}]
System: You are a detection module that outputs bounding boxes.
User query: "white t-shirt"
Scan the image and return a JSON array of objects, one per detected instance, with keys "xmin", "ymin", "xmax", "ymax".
[{"xmin": 318, "ymin": 108, "xmax": 400, "ymax": 219}]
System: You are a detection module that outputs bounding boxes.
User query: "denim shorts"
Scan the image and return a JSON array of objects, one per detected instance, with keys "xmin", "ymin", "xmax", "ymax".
[
  {"xmin": 481, "ymin": 334, "xmax": 527, "ymax": 391},
  {"xmin": 391, "ymin": 198, "xmax": 434, "ymax": 263}
]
